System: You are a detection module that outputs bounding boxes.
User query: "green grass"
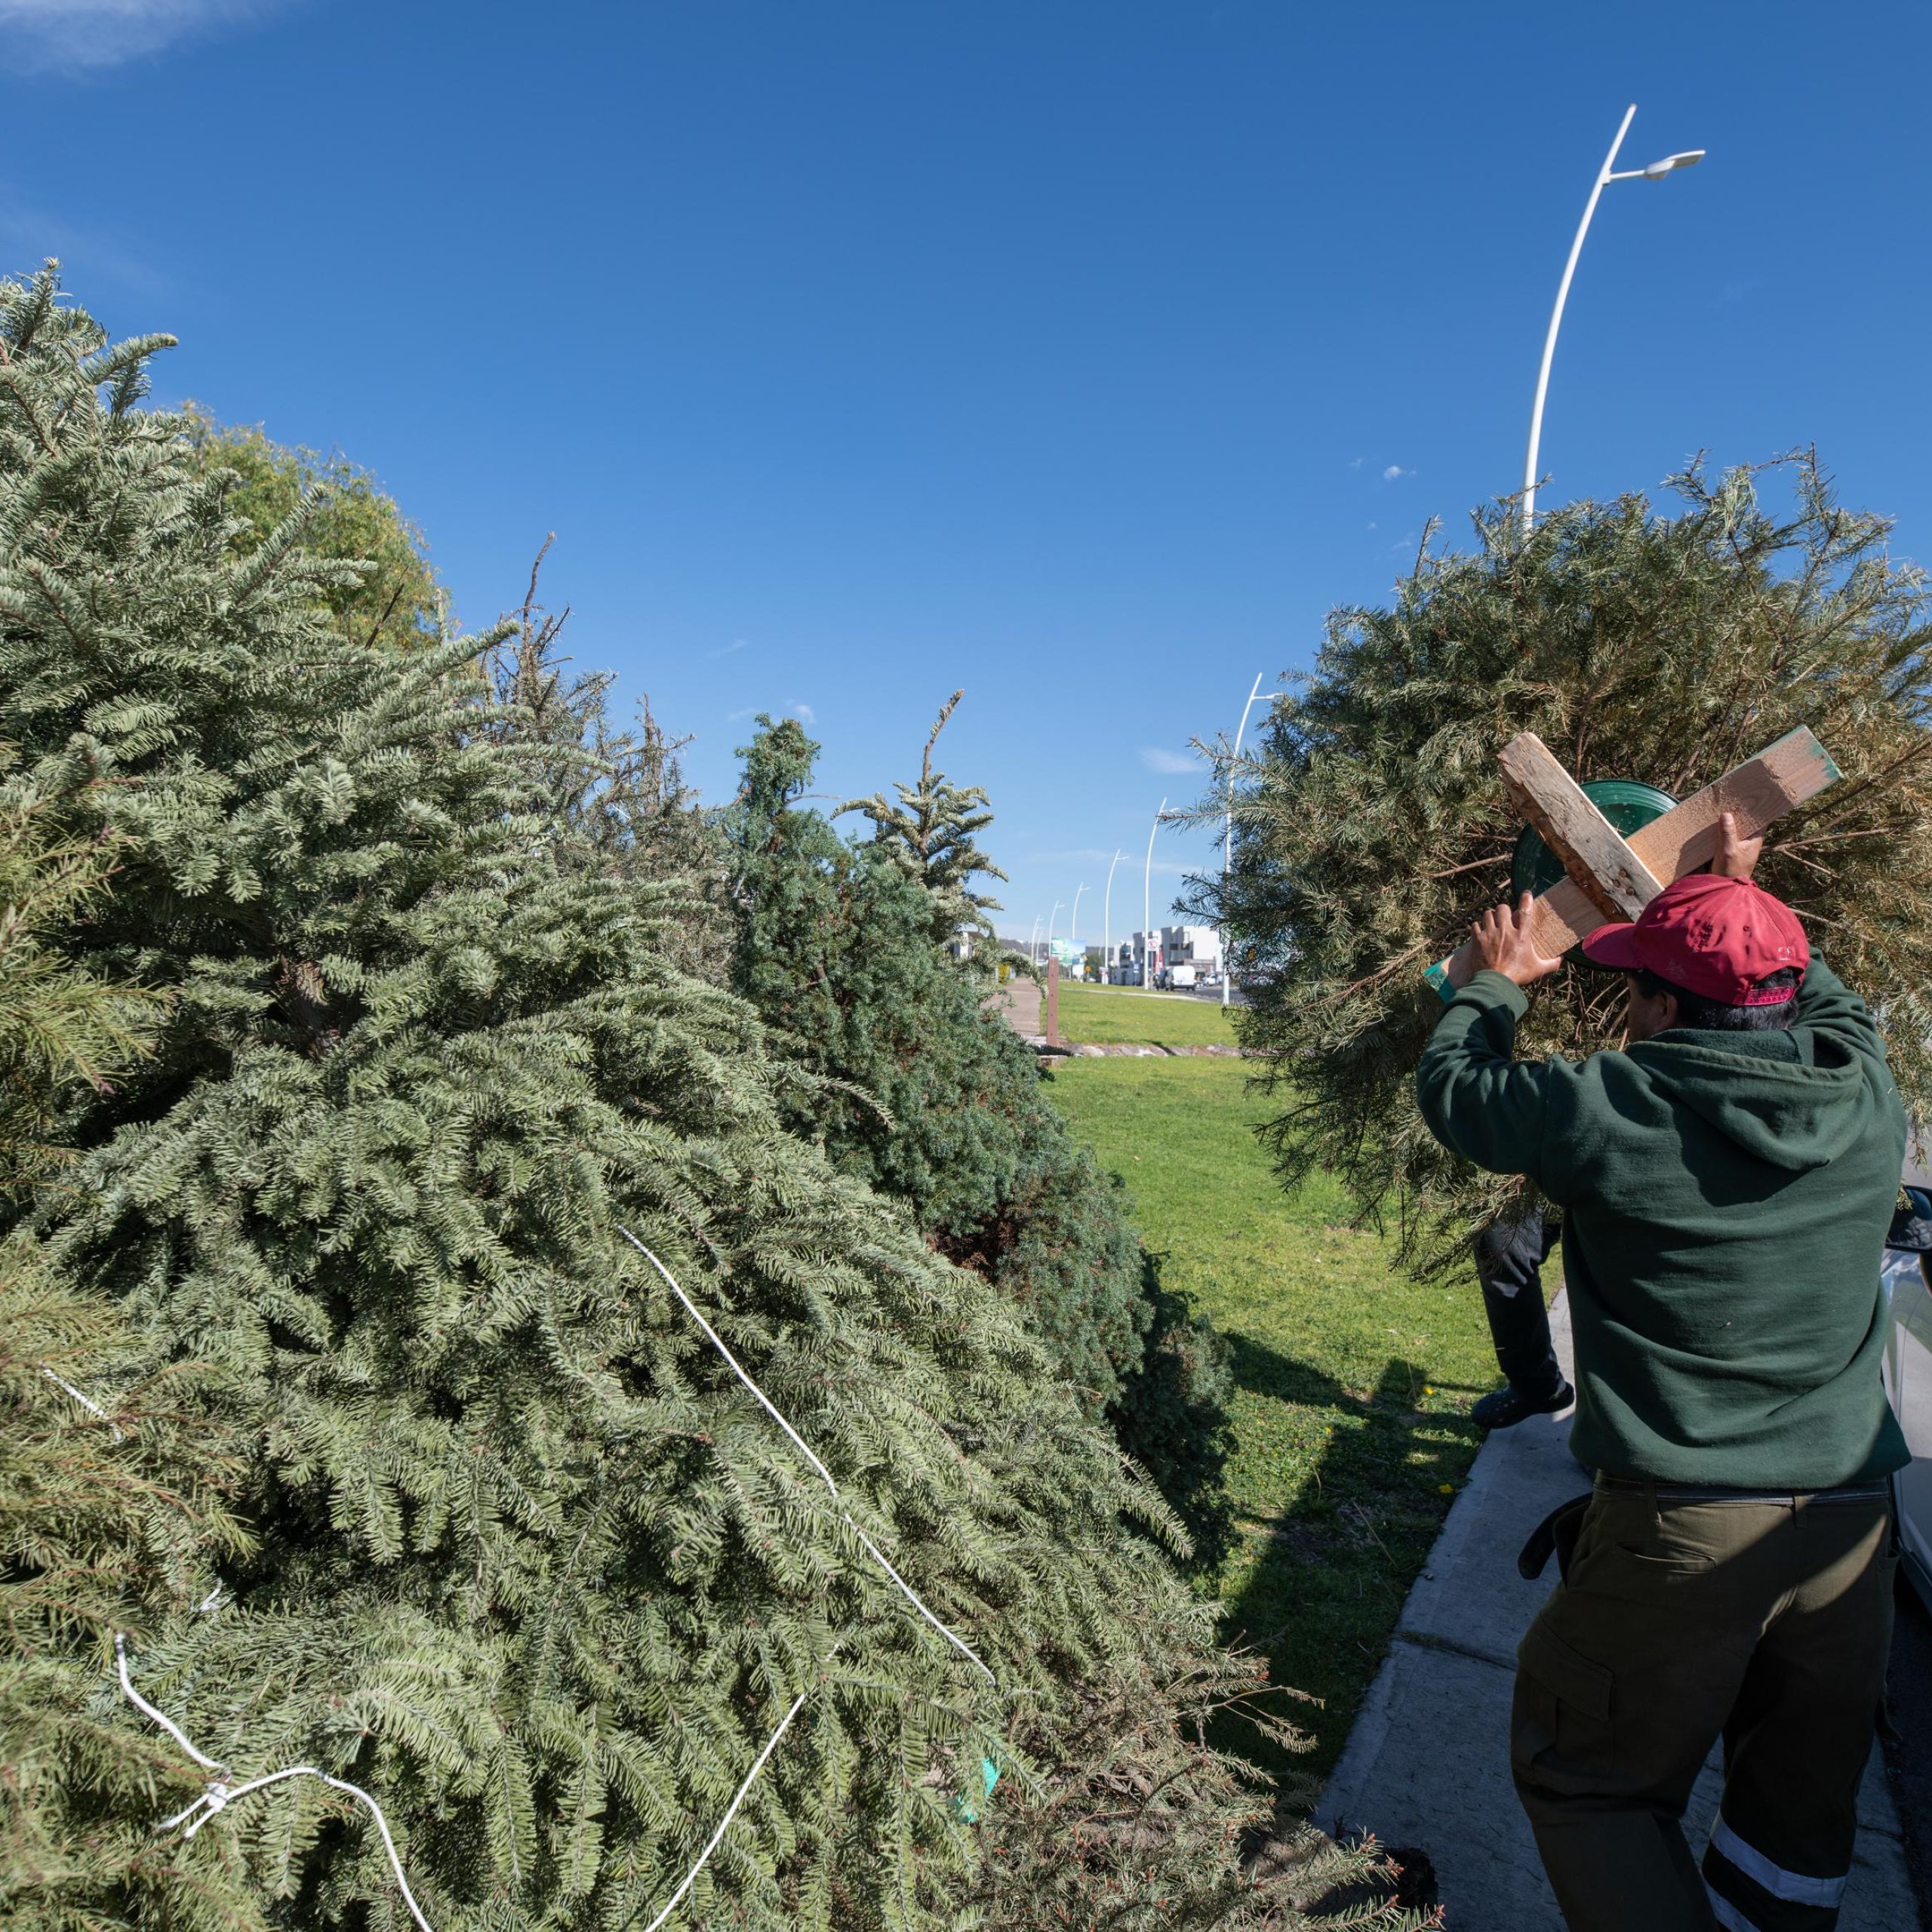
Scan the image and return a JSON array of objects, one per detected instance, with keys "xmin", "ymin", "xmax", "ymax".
[
  {"xmin": 1044, "ymin": 1055, "xmax": 1495, "ymax": 1777},
  {"xmin": 1054, "ymin": 982, "xmax": 1239, "ymax": 1048}
]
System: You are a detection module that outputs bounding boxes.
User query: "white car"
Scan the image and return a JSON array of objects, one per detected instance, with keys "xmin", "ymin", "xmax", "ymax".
[{"xmin": 1882, "ymin": 1180, "xmax": 1932, "ymax": 1610}]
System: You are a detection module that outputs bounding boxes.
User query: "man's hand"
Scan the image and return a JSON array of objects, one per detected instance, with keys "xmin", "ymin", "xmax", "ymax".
[
  {"xmin": 1469, "ymin": 893, "xmax": 1562, "ymax": 989},
  {"xmin": 1710, "ymin": 809, "xmax": 1762, "ymax": 881}
]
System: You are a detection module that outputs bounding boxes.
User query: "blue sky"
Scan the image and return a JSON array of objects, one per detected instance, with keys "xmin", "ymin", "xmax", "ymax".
[{"xmin": 5, "ymin": 1, "xmax": 1928, "ymax": 942}]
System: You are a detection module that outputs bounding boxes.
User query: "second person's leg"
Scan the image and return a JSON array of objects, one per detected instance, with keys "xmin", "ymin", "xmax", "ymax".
[{"xmin": 1472, "ymin": 1209, "xmax": 1571, "ymax": 1429}]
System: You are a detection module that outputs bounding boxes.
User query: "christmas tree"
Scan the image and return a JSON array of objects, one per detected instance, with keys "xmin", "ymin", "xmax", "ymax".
[
  {"xmin": 0, "ymin": 768, "xmax": 266, "ymax": 1931},
  {"xmin": 724, "ymin": 709, "xmax": 1232, "ymax": 1561},
  {"xmin": 181, "ymin": 405, "xmax": 444, "ymax": 655},
  {"xmin": 838, "ymin": 690, "xmax": 1008, "ymax": 947},
  {"xmin": 1195, "ymin": 463, "xmax": 1932, "ymax": 1271},
  {"xmin": 0, "ymin": 266, "xmax": 1411, "ymax": 1930}
]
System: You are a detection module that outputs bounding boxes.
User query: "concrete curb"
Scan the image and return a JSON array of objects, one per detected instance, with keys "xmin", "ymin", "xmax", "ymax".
[{"xmin": 1028, "ymin": 1039, "xmax": 1245, "ymax": 1057}]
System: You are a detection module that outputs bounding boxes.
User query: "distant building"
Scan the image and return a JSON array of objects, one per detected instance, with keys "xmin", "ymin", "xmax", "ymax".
[
  {"xmin": 1113, "ymin": 924, "xmax": 1220, "ymax": 985},
  {"xmin": 1162, "ymin": 924, "xmax": 1221, "ymax": 971},
  {"xmin": 1126, "ymin": 926, "xmax": 1220, "ymax": 970}
]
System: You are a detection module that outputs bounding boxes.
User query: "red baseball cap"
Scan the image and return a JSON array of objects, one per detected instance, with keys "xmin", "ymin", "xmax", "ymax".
[{"xmin": 1580, "ymin": 873, "xmax": 1807, "ymax": 1005}]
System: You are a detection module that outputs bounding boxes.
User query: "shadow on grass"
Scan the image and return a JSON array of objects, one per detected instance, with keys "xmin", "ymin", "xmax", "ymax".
[
  {"xmin": 1109, "ymin": 1244, "xmax": 1238, "ymax": 1577},
  {"xmin": 1211, "ymin": 1331, "xmax": 1483, "ymax": 1786}
]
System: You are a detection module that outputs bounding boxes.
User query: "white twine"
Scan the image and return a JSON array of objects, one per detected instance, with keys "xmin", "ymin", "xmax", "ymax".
[
  {"xmin": 114, "ymin": 1635, "xmax": 436, "ymax": 1932},
  {"xmin": 842, "ymin": 1517, "xmax": 995, "ymax": 1684},
  {"xmin": 635, "ymin": 1691, "xmax": 808, "ymax": 1932},
  {"xmin": 115, "ymin": 1632, "xmax": 224, "ymax": 1773},
  {"xmin": 618, "ymin": 1229, "xmax": 995, "ymax": 1685},
  {"xmin": 621, "ymin": 1230, "xmax": 838, "ymax": 1497},
  {"xmin": 82, "ymin": 1226, "xmax": 992, "ymax": 1932},
  {"xmin": 42, "ymin": 1365, "xmax": 125, "ymax": 1442}
]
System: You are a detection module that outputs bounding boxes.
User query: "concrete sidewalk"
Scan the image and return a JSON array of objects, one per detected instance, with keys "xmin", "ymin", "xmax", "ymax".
[{"xmin": 1318, "ymin": 1294, "xmax": 1922, "ymax": 1929}]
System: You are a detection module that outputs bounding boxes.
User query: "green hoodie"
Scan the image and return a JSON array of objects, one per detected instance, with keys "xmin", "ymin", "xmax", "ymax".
[{"xmin": 1417, "ymin": 953, "xmax": 1909, "ymax": 1487}]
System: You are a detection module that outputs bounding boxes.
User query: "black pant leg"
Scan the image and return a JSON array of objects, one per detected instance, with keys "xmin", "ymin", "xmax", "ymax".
[{"xmin": 1474, "ymin": 1211, "xmax": 1564, "ymax": 1397}]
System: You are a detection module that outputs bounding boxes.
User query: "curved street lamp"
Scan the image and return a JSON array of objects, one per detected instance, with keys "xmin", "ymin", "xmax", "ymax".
[
  {"xmin": 1223, "ymin": 672, "xmax": 1266, "ymax": 1008},
  {"xmin": 1143, "ymin": 798, "xmax": 1167, "ymax": 994},
  {"xmin": 1102, "ymin": 848, "xmax": 1124, "ymax": 986},
  {"xmin": 1069, "ymin": 881, "xmax": 1086, "ymax": 975},
  {"xmin": 1521, "ymin": 104, "xmax": 1705, "ymax": 534}
]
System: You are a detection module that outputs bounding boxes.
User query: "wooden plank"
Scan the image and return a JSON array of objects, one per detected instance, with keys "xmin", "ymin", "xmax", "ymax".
[
  {"xmin": 1621, "ymin": 727, "xmax": 1840, "ymax": 885},
  {"xmin": 1425, "ymin": 727, "xmax": 1841, "ymax": 999},
  {"xmin": 1496, "ymin": 731, "xmax": 1663, "ymax": 921}
]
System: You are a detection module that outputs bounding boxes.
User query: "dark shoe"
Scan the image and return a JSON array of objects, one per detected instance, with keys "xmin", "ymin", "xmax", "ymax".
[{"xmin": 1472, "ymin": 1379, "xmax": 1574, "ymax": 1432}]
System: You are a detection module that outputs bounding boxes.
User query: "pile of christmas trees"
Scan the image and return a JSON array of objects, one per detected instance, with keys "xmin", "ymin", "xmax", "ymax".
[
  {"xmin": 722, "ymin": 704, "xmax": 1233, "ymax": 1562},
  {"xmin": 0, "ymin": 268, "xmax": 1417, "ymax": 1930}
]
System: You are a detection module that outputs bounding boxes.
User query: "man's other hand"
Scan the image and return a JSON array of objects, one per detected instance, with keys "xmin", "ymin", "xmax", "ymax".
[
  {"xmin": 1710, "ymin": 810, "xmax": 1762, "ymax": 881},
  {"xmin": 1470, "ymin": 894, "xmax": 1562, "ymax": 989}
]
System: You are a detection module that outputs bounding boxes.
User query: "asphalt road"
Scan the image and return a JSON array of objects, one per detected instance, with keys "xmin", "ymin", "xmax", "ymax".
[{"xmin": 1885, "ymin": 1574, "xmax": 1932, "ymax": 1927}]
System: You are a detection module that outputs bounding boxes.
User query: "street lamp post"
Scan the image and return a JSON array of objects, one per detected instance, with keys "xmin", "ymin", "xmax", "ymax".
[
  {"xmin": 1143, "ymin": 798, "xmax": 1166, "ymax": 993},
  {"xmin": 1045, "ymin": 900, "xmax": 1063, "ymax": 954},
  {"xmin": 1521, "ymin": 105, "xmax": 1705, "ymax": 534},
  {"xmin": 1069, "ymin": 882, "xmax": 1086, "ymax": 977},
  {"xmin": 1027, "ymin": 915, "xmax": 1041, "ymax": 964},
  {"xmin": 1223, "ymin": 672, "xmax": 1266, "ymax": 1009},
  {"xmin": 1102, "ymin": 848, "xmax": 1123, "ymax": 987}
]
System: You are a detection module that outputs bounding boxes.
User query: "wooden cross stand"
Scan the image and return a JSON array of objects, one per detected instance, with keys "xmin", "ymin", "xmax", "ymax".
[{"xmin": 1426, "ymin": 725, "xmax": 1842, "ymax": 999}]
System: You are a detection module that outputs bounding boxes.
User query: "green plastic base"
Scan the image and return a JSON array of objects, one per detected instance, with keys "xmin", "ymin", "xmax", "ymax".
[{"xmin": 1426, "ymin": 776, "xmax": 1681, "ymax": 1002}]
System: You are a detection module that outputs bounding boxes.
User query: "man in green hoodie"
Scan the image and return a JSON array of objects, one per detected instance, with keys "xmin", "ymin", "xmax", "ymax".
[{"xmin": 1416, "ymin": 815, "xmax": 1907, "ymax": 1932}]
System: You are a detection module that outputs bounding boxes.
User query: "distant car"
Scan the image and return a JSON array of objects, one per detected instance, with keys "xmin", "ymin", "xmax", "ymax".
[{"xmin": 1882, "ymin": 1182, "xmax": 1932, "ymax": 1611}]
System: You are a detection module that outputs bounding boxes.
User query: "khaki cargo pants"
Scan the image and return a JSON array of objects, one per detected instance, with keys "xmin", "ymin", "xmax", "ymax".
[{"xmin": 1511, "ymin": 1480, "xmax": 1896, "ymax": 1931}]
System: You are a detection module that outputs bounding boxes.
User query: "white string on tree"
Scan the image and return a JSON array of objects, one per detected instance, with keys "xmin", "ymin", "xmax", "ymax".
[
  {"xmin": 113, "ymin": 1635, "xmax": 437, "ymax": 1932},
  {"xmin": 83, "ymin": 1225, "xmax": 999, "ymax": 1932},
  {"xmin": 609, "ymin": 1229, "xmax": 998, "ymax": 1930},
  {"xmin": 41, "ymin": 1364, "xmax": 124, "ymax": 1441},
  {"xmin": 101, "ymin": 1380, "xmax": 801, "ymax": 1932},
  {"xmin": 619, "ymin": 1228, "xmax": 996, "ymax": 1684},
  {"xmin": 633, "ymin": 1690, "xmax": 808, "ymax": 1932}
]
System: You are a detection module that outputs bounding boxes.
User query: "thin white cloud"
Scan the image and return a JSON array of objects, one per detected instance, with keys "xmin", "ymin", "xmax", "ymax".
[
  {"xmin": 0, "ymin": 0, "xmax": 280, "ymax": 73},
  {"xmin": 724, "ymin": 699, "xmax": 815, "ymax": 728},
  {"xmin": 1382, "ymin": 464, "xmax": 1411, "ymax": 481},
  {"xmin": 1346, "ymin": 457, "xmax": 1364, "ymax": 471},
  {"xmin": 706, "ymin": 637, "xmax": 749, "ymax": 660},
  {"xmin": 1140, "ymin": 746, "xmax": 1201, "ymax": 775}
]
